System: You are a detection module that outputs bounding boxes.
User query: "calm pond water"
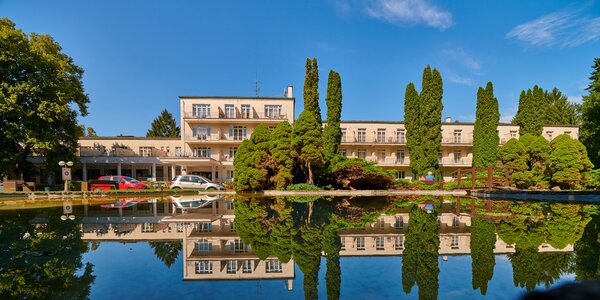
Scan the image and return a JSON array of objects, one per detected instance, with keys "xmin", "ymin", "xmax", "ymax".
[{"xmin": 0, "ymin": 195, "xmax": 599, "ymax": 299}]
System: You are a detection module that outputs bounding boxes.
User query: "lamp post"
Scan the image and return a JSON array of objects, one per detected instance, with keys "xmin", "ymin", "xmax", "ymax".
[{"xmin": 59, "ymin": 160, "xmax": 73, "ymax": 192}]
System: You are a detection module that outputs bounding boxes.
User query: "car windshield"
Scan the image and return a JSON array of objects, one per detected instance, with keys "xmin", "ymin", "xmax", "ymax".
[{"xmin": 123, "ymin": 176, "xmax": 138, "ymax": 182}]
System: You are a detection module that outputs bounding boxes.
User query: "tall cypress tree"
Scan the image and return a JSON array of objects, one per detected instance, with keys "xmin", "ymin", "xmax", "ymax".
[
  {"xmin": 473, "ymin": 82, "xmax": 500, "ymax": 168},
  {"xmin": 292, "ymin": 111, "xmax": 324, "ymax": 185},
  {"xmin": 471, "ymin": 219, "xmax": 496, "ymax": 295},
  {"xmin": 581, "ymin": 58, "xmax": 600, "ymax": 167},
  {"xmin": 422, "ymin": 68, "xmax": 444, "ymax": 177},
  {"xmin": 323, "ymin": 70, "xmax": 343, "ymax": 159},
  {"xmin": 270, "ymin": 121, "xmax": 294, "ymax": 189},
  {"xmin": 514, "ymin": 86, "xmax": 545, "ymax": 136},
  {"xmin": 304, "ymin": 58, "xmax": 321, "ymax": 122},
  {"xmin": 404, "ymin": 83, "xmax": 423, "ymax": 178},
  {"xmin": 146, "ymin": 109, "xmax": 180, "ymax": 137}
]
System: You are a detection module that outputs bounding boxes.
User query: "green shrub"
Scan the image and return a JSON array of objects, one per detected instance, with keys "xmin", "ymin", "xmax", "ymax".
[
  {"xmin": 392, "ymin": 178, "xmax": 411, "ymax": 187},
  {"xmin": 328, "ymin": 157, "xmax": 393, "ymax": 190},
  {"xmin": 585, "ymin": 169, "xmax": 600, "ymax": 189},
  {"xmin": 286, "ymin": 183, "xmax": 322, "ymax": 191}
]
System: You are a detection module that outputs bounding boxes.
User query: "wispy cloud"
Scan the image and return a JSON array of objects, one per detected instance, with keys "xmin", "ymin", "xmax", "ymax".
[
  {"xmin": 507, "ymin": 10, "xmax": 600, "ymax": 47},
  {"xmin": 441, "ymin": 48, "xmax": 481, "ymax": 72},
  {"xmin": 332, "ymin": 0, "xmax": 453, "ymax": 30},
  {"xmin": 446, "ymin": 71, "xmax": 474, "ymax": 86}
]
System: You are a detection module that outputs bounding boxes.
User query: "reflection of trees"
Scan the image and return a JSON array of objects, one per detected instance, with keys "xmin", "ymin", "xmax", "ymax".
[
  {"xmin": 323, "ymin": 223, "xmax": 341, "ymax": 300},
  {"xmin": 509, "ymin": 247, "xmax": 573, "ymax": 291},
  {"xmin": 0, "ymin": 210, "xmax": 95, "ymax": 299},
  {"xmin": 470, "ymin": 219, "xmax": 496, "ymax": 295},
  {"xmin": 149, "ymin": 241, "xmax": 182, "ymax": 268},
  {"xmin": 575, "ymin": 214, "xmax": 600, "ymax": 280},
  {"xmin": 402, "ymin": 206, "xmax": 440, "ymax": 300}
]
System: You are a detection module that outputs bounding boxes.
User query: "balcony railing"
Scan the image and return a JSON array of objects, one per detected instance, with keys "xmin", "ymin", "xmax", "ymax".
[
  {"xmin": 184, "ymin": 134, "xmax": 248, "ymax": 142},
  {"xmin": 79, "ymin": 147, "xmax": 171, "ymax": 158},
  {"xmin": 439, "ymin": 158, "xmax": 471, "ymax": 166},
  {"xmin": 183, "ymin": 112, "xmax": 287, "ymax": 121},
  {"xmin": 341, "ymin": 134, "xmax": 407, "ymax": 144},
  {"xmin": 442, "ymin": 137, "xmax": 473, "ymax": 144}
]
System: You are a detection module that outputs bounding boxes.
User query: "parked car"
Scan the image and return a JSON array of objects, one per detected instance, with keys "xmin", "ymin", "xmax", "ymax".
[
  {"xmin": 90, "ymin": 176, "xmax": 150, "ymax": 191},
  {"xmin": 168, "ymin": 175, "xmax": 225, "ymax": 190}
]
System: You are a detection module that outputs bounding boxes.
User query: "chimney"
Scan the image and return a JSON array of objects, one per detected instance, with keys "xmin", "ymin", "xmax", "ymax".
[
  {"xmin": 445, "ymin": 116, "xmax": 452, "ymax": 123},
  {"xmin": 285, "ymin": 85, "xmax": 293, "ymax": 98}
]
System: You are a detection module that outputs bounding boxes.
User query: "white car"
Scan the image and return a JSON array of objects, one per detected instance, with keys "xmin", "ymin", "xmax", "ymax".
[{"xmin": 168, "ymin": 175, "xmax": 225, "ymax": 190}]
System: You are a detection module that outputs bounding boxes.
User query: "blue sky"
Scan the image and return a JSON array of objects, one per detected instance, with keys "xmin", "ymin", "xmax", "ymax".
[{"xmin": 2, "ymin": 0, "xmax": 599, "ymax": 136}]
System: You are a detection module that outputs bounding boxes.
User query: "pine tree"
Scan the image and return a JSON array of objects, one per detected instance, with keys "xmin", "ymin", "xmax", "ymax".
[
  {"xmin": 86, "ymin": 127, "xmax": 97, "ymax": 137},
  {"xmin": 580, "ymin": 58, "xmax": 600, "ymax": 167},
  {"xmin": 544, "ymin": 87, "xmax": 580, "ymax": 125},
  {"xmin": 292, "ymin": 111, "xmax": 324, "ymax": 185},
  {"xmin": 472, "ymin": 82, "xmax": 500, "ymax": 168},
  {"xmin": 323, "ymin": 70, "xmax": 343, "ymax": 159},
  {"xmin": 303, "ymin": 58, "xmax": 321, "ymax": 122},
  {"xmin": 270, "ymin": 121, "xmax": 294, "ymax": 189},
  {"xmin": 146, "ymin": 109, "xmax": 180, "ymax": 137},
  {"xmin": 404, "ymin": 82, "xmax": 422, "ymax": 178},
  {"xmin": 514, "ymin": 86, "xmax": 545, "ymax": 136}
]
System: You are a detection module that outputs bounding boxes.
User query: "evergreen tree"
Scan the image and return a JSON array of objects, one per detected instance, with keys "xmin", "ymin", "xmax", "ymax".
[
  {"xmin": 513, "ymin": 86, "xmax": 545, "ymax": 136},
  {"xmin": 421, "ymin": 66, "xmax": 444, "ymax": 177},
  {"xmin": 323, "ymin": 223, "xmax": 341, "ymax": 300},
  {"xmin": 146, "ymin": 109, "xmax": 180, "ymax": 137},
  {"xmin": 304, "ymin": 58, "xmax": 321, "ymax": 122},
  {"xmin": 293, "ymin": 111, "xmax": 325, "ymax": 185},
  {"xmin": 232, "ymin": 125, "xmax": 272, "ymax": 191},
  {"xmin": 581, "ymin": 58, "xmax": 600, "ymax": 167},
  {"xmin": 544, "ymin": 87, "xmax": 581, "ymax": 125},
  {"xmin": 271, "ymin": 121, "xmax": 294, "ymax": 189},
  {"xmin": 472, "ymin": 82, "xmax": 500, "ymax": 168},
  {"xmin": 574, "ymin": 214, "xmax": 600, "ymax": 280},
  {"xmin": 148, "ymin": 241, "xmax": 182, "ymax": 268},
  {"xmin": 404, "ymin": 83, "xmax": 423, "ymax": 178},
  {"xmin": 323, "ymin": 70, "xmax": 343, "ymax": 159},
  {"xmin": 470, "ymin": 219, "xmax": 496, "ymax": 295},
  {"xmin": 86, "ymin": 127, "xmax": 97, "ymax": 137},
  {"xmin": 549, "ymin": 134, "xmax": 594, "ymax": 189}
]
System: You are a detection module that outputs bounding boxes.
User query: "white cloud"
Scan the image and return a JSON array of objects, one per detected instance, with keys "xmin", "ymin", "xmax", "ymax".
[
  {"xmin": 507, "ymin": 10, "xmax": 600, "ymax": 47},
  {"xmin": 441, "ymin": 48, "xmax": 481, "ymax": 72},
  {"xmin": 446, "ymin": 71, "xmax": 474, "ymax": 86},
  {"xmin": 567, "ymin": 95, "xmax": 583, "ymax": 104},
  {"xmin": 361, "ymin": 0, "xmax": 453, "ymax": 30}
]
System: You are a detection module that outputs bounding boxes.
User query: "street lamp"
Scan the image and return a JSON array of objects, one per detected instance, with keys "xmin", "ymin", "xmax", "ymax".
[{"xmin": 58, "ymin": 160, "xmax": 74, "ymax": 192}]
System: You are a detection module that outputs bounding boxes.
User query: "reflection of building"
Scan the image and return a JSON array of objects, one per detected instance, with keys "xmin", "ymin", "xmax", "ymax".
[
  {"xmin": 339, "ymin": 211, "xmax": 573, "ymax": 256},
  {"xmin": 78, "ymin": 196, "xmax": 294, "ymax": 289}
]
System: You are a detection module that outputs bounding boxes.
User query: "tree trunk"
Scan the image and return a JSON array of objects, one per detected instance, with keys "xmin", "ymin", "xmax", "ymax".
[{"xmin": 307, "ymin": 161, "xmax": 313, "ymax": 185}]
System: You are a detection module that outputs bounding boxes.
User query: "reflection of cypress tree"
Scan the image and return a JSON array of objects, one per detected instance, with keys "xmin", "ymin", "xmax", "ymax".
[
  {"xmin": 0, "ymin": 210, "xmax": 95, "ymax": 298},
  {"xmin": 470, "ymin": 219, "xmax": 496, "ymax": 295},
  {"xmin": 149, "ymin": 241, "xmax": 182, "ymax": 268},
  {"xmin": 233, "ymin": 197, "xmax": 273, "ymax": 259},
  {"xmin": 402, "ymin": 206, "xmax": 440, "ymax": 300},
  {"xmin": 271, "ymin": 198, "xmax": 294, "ymax": 263},
  {"xmin": 509, "ymin": 247, "xmax": 573, "ymax": 291},
  {"xmin": 575, "ymin": 214, "xmax": 600, "ymax": 280},
  {"xmin": 293, "ymin": 224, "xmax": 323, "ymax": 300},
  {"xmin": 323, "ymin": 223, "xmax": 341, "ymax": 300}
]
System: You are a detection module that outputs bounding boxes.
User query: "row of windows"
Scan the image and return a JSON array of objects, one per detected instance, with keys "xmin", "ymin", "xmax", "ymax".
[
  {"xmin": 341, "ymin": 236, "xmax": 405, "ymax": 251},
  {"xmin": 194, "ymin": 260, "xmax": 282, "ymax": 274},
  {"xmin": 191, "ymin": 104, "xmax": 283, "ymax": 118},
  {"xmin": 190, "ymin": 147, "xmax": 238, "ymax": 159},
  {"xmin": 338, "ymin": 149, "xmax": 465, "ymax": 163},
  {"xmin": 192, "ymin": 126, "xmax": 247, "ymax": 140},
  {"xmin": 194, "ymin": 239, "xmax": 248, "ymax": 254}
]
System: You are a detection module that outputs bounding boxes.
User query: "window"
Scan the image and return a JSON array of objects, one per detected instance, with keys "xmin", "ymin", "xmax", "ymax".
[
  {"xmin": 395, "ymin": 150, "xmax": 405, "ymax": 164},
  {"xmin": 264, "ymin": 105, "xmax": 282, "ymax": 118},
  {"xmin": 195, "ymin": 261, "xmax": 213, "ymax": 274},
  {"xmin": 340, "ymin": 237, "xmax": 346, "ymax": 250},
  {"xmin": 341, "ymin": 128, "xmax": 347, "ymax": 142},
  {"xmin": 377, "ymin": 218, "xmax": 385, "ymax": 229},
  {"xmin": 546, "ymin": 131, "xmax": 553, "ymax": 140},
  {"xmin": 510, "ymin": 130, "xmax": 518, "ymax": 138},
  {"xmin": 452, "ymin": 215, "xmax": 460, "ymax": 227},
  {"xmin": 176, "ymin": 223, "xmax": 185, "ymax": 233},
  {"xmin": 139, "ymin": 147, "xmax": 152, "ymax": 157},
  {"xmin": 376, "ymin": 129, "xmax": 386, "ymax": 143},
  {"xmin": 229, "ymin": 219, "xmax": 236, "ymax": 232},
  {"xmin": 338, "ymin": 149, "xmax": 347, "ymax": 157},
  {"xmin": 195, "ymin": 240, "xmax": 213, "ymax": 253},
  {"xmin": 357, "ymin": 149, "xmax": 367, "ymax": 160},
  {"xmin": 241, "ymin": 105, "xmax": 251, "ymax": 118},
  {"xmin": 142, "ymin": 223, "xmax": 154, "ymax": 233},
  {"xmin": 396, "ymin": 171, "xmax": 406, "ymax": 179},
  {"xmin": 357, "ymin": 129, "xmax": 366, "ymax": 142},
  {"xmin": 453, "ymin": 130, "xmax": 462, "ymax": 143},
  {"xmin": 439, "ymin": 151, "xmax": 443, "ymax": 164},
  {"xmin": 397, "ymin": 129, "xmax": 406, "ymax": 143},
  {"xmin": 193, "ymin": 104, "xmax": 210, "ymax": 118},
  {"xmin": 377, "ymin": 150, "xmax": 386, "ymax": 162},
  {"xmin": 242, "ymin": 260, "xmax": 253, "ymax": 273},
  {"xmin": 193, "ymin": 125, "xmax": 211, "ymax": 140},
  {"xmin": 564, "ymin": 131, "xmax": 572, "ymax": 137},
  {"xmin": 193, "ymin": 147, "xmax": 211, "ymax": 158},
  {"xmin": 228, "ymin": 147, "xmax": 237, "ymax": 160},
  {"xmin": 375, "ymin": 236, "xmax": 385, "ymax": 250},
  {"xmin": 194, "ymin": 222, "xmax": 212, "ymax": 232},
  {"xmin": 394, "ymin": 216, "xmax": 404, "ymax": 229},
  {"xmin": 226, "ymin": 170, "xmax": 234, "ymax": 180},
  {"xmin": 394, "ymin": 236, "xmax": 404, "ymax": 250},
  {"xmin": 451, "ymin": 236, "xmax": 460, "ymax": 249},
  {"xmin": 226, "ymin": 260, "xmax": 237, "ymax": 274},
  {"xmin": 453, "ymin": 151, "xmax": 462, "ymax": 164},
  {"xmin": 356, "ymin": 237, "xmax": 365, "ymax": 250},
  {"xmin": 175, "ymin": 147, "xmax": 182, "ymax": 157},
  {"xmin": 230, "ymin": 126, "xmax": 247, "ymax": 140},
  {"xmin": 225, "ymin": 104, "xmax": 235, "ymax": 118},
  {"xmin": 266, "ymin": 260, "xmax": 283, "ymax": 273},
  {"xmin": 230, "ymin": 239, "xmax": 249, "ymax": 253}
]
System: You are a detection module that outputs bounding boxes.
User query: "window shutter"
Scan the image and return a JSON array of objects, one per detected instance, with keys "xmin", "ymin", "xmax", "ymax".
[
  {"xmin": 229, "ymin": 126, "xmax": 233, "ymax": 137},
  {"xmin": 207, "ymin": 127, "xmax": 211, "ymax": 137}
]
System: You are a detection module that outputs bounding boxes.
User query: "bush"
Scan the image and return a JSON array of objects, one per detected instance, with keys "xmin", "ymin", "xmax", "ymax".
[
  {"xmin": 392, "ymin": 178, "xmax": 411, "ymax": 187},
  {"xmin": 328, "ymin": 157, "xmax": 393, "ymax": 190},
  {"xmin": 286, "ymin": 183, "xmax": 322, "ymax": 191},
  {"xmin": 585, "ymin": 169, "xmax": 600, "ymax": 189}
]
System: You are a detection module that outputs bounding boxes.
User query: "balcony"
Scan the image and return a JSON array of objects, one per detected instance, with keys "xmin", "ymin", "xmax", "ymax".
[
  {"xmin": 183, "ymin": 112, "xmax": 287, "ymax": 123},
  {"xmin": 439, "ymin": 158, "xmax": 472, "ymax": 166},
  {"xmin": 442, "ymin": 137, "xmax": 473, "ymax": 145},
  {"xmin": 184, "ymin": 134, "xmax": 248, "ymax": 143},
  {"xmin": 363, "ymin": 157, "xmax": 410, "ymax": 166},
  {"xmin": 341, "ymin": 134, "xmax": 407, "ymax": 145},
  {"xmin": 79, "ymin": 147, "xmax": 170, "ymax": 158}
]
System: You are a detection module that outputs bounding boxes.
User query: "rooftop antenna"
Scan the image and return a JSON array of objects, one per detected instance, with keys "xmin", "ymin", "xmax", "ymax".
[{"xmin": 255, "ymin": 71, "xmax": 261, "ymax": 97}]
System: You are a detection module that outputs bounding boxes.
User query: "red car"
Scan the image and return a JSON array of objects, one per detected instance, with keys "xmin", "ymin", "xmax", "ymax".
[{"xmin": 90, "ymin": 176, "xmax": 150, "ymax": 191}]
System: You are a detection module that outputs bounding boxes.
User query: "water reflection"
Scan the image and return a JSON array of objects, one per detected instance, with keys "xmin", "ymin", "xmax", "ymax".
[{"xmin": 0, "ymin": 195, "xmax": 599, "ymax": 299}]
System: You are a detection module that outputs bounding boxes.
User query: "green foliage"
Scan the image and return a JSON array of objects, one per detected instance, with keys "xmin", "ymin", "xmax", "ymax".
[
  {"xmin": 473, "ymin": 82, "xmax": 500, "ymax": 168},
  {"xmin": 303, "ymin": 57, "xmax": 321, "ymax": 122},
  {"xmin": 404, "ymin": 66, "xmax": 443, "ymax": 178},
  {"xmin": 471, "ymin": 219, "xmax": 496, "ymax": 295},
  {"xmin": 0, "ymin": 18, "xmax": 89, "ymax": 179},
  {"xmin": 270, "ymin": 121, "xmax": 294, "ymax": 189},
  {"xmin": 328, "ymin": 156, "xmax": 393, "ymax": 190},
  {"xmin": 322, "ymin": 223, "xmax": 341, "ymax": 300},
  {"xmin": 509, "ymin": 247, "xmax": 574, "ymax": 291},
  {"xmin": 549, "ymin": 134, "xmax": 594, "ymax": 189},
  {"xmin": 544, "ymin": 87, "xmax": 581, "ymax": 125},
  {"xmin": 147, "ymin": 109, "xmax": 180, "ymax": 137},
  {"xmin": 402, "ymin": 206, "xmax": 440, "ymax": 300},
  {"xmin": 581, "ymin": 58, "xmax": 600, "ymax": 167},
  {"xmin": 574, "ymin": 214, "xmax": 600, "ymax": 280},
  {"xmin": 86, "ymin": 127, "xmax": 97, "ymax": 137},
  {"xmin": 286, "ymin": 183, "xmax": 322, "ymax": 191},
  {"xmin": 323, "ymin": 70, "xmax": 343, "ymax": 160},
  {"xmin": 513, "ymin": 85, "xmax": 546, "ymax": 136},
  {"xmin": 292, "ymin": 111, "xmax": 324, "ymax": 185},
  {"xmin": 585, "ymin": 169, "xmax": 600, "ymax": 189},
  {"xmin": 149, "ymin": 241, "xmax": 182, "ymax": 268},
  {"xmin": 233, "ymin": 139, "xmax": 267, "ymax": 191}
]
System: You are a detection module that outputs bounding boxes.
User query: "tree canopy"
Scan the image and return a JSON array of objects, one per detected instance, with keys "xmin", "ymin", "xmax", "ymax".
[
  {"xmin": 473, "ymin": 82, "xmax": 500, "ymax": 168},
  {"xmin": 513, "ymin": 86, "xmax": 546, "ymax": 136},
  {"xmin": 580, "ymin": 58, "xmax": 600, "ymax": 167},
  {"xmin": 146, "ymin": 109, "xmax": 180, "ymax": 137},
  {"xmin": 0, "ymin": 18, "xmax": 89, "ymax": 178}
]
